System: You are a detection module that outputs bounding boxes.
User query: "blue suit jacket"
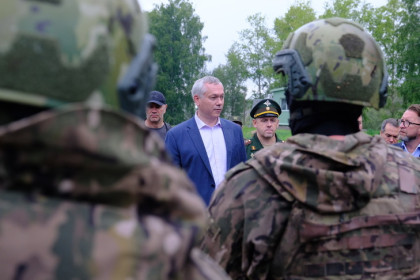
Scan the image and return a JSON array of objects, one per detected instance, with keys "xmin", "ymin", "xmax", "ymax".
[{"xmin": 165, "ymin": 117, "xmax": 247, "ymax": 205}]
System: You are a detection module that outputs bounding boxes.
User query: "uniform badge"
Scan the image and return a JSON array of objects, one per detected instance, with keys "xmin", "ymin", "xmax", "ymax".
[{"xmin": 264, "ymin": 100, "xmax": 271, "ymax": 111}]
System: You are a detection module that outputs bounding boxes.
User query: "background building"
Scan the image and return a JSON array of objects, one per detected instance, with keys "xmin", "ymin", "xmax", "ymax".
[{"xmin": 269, "ymin": 87, "xmax": 289, "ymax": 127}]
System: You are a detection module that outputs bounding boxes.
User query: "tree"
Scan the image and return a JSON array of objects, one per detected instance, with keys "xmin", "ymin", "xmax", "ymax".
[
  {"xmin": 320, "ymin": 0, "xmax": 418, "ymax": 126},
  {"xmin": 362, "ymin": 0, "xmax": 402, "ymax": 84},
  {"xmin": 147, "ymin": 0, "xmax": 210, "ymax": 124},
  {"xmin": 320, "ymin": 0, "xmax": 399, "ymax": 128},
  {"xmin": 212, "ymin": 46, "xmax": 248, "ymax": 122},
  {"xmin": 360, "ymin": 0, "xmax": 406, "ymax": 125},
  {"xmin": 272, "ymin": 1, "xmax": 316, "ymax": 90},
  {"xmin": 395, "ymin": 0, "xmax": 420, "ymax": 106},
  {"xmin": 321, "ymin": 0, "xmax": 363, "ymax": 19},
  {"xmin": 236, "ymin": 13, "xmax": 275, "ymax": 99},
  {"xmin": 273, "ymin": 1, "xmax": 316, "ymax": 43}
]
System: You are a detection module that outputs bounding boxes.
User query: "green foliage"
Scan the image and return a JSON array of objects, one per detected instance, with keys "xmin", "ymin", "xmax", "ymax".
[
  {"xmin": 236, "ymin": 14, "xmax": 275, "ymax": 99},
  {"xmin": 242, "ymin": 127, "xmax": 378, "ymax": 141},
  {"xmin": 242, "ymin": 126, "xmax": 255, "ymax": 139},
  {"xmin": 321, "ymin": 0, "xmax": 363, "ymax": 19},
  {"xmin": 146, "ymin": 0, "xmax": 418, "ymax": 128},
  {"xmin": 318, "ymin": 0, "xmax": 419, "ymax": 129},
  {"xmin": 362, "ymin": 0, "xmax": 401, "ymax": 96},
  {"xmin": 271, "ymin": 2, "xmax": 316, "ymax": 90},
  {"xmin": 363, "ymin": 91, "xmax": 405, "ymax": 131},
  {"xmin": 242, "ymin": 127, "xmax": 292, "ymax": 140},
  {"xmin": 212, "ymin": 46, "xmax": 248, "ymax": 121},
  {"xmin": 365, "ymin": 129, "xmax": 380, "ymax": 136},
  {"xmin": 274, "ymin": 1, "xmax": 316, "ymax": 43},
  {"xmin": 275, "ymin": 129, "xmax": 293, "ymax": 141},
  {"xmin": 147, "ymin": 0, "xmax": 209, "ymax": 125},
  {"xmin": 355, "ymin": 0, "xmax": 406, "ymax": 124},
  {"xmin": 395, "ymin": 0, "xmax": 420, "ymax": 106}
]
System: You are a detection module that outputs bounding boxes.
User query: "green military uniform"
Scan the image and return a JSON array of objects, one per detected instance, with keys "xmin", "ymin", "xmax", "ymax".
[
  {"xmin": 246, "ymin": 132, "xmax": 283, "ymax": 159},
  {"xmin": 246, "ymin": 98, "xmax": 283, "ymax": 159}
]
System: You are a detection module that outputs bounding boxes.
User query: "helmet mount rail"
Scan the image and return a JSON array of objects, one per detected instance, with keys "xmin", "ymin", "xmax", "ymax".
[
  {"xmin": 118, "ymin": 34, "xmax": 158, "ymax": 118},
  {"xmin": 378, "ymin": 70, "xmax": 388, "ymax": 108},
  {"xmin": 273, "ymin": 49, "xmax": 312, "ymax": 100}
]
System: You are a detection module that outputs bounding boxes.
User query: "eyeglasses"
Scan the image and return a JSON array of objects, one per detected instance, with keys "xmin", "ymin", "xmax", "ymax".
[{"xmin": 398, "ymin": 119, "xmax": 420, "ymax": 127}]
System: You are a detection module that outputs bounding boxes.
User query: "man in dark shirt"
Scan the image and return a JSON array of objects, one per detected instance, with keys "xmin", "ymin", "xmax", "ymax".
[{"xmin": 145, "ymin": 91, "xmax": 172, "ymax": 140}]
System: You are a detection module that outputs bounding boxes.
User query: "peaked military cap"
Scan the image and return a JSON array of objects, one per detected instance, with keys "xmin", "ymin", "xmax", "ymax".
[{"xmin": 250, "ymin": 98, "xmax": 282, "ymax": 119}]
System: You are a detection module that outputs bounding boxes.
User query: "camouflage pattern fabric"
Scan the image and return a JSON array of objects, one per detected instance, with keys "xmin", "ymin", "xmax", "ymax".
[
  {"xmin": 202, "ymin": 132, "xmax": 420, "ymax": 279},
  {"xmin": 0, "ymin": 104, "xmax": 230, "ymax": 280},
  {"xmin": 0, "ymin": 0, "xmax": 148, "ymax": 110},
  {"xmin": 277, "ymin": 18, "xmax": 387, "ymax": 109}
]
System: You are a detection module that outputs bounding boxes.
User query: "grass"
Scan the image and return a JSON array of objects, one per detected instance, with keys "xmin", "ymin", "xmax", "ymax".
[
  {"xmin": 242, "ymin": 127, "xmax": 380, "ymax": 140},
  {"xmin": 242, "ymin": 127, "xmax": 291, "ymax": 140}
]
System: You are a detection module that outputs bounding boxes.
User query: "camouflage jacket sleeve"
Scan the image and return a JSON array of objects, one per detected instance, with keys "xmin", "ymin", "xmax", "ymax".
[
  {"xmin": 201, "ymin": 162, "xmax": 293, "ymax": 279},
  {"xmin": 0, "ymin": 104, "xmax": 230, "ymax": 280}
]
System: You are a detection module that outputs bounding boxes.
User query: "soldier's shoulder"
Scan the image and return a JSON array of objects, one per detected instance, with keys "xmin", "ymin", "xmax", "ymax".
[
  {"xmin": 389, "ymin": 144, "xmax": 420, "ymax": 166},
  {"xmin": 187, "ymin": 248, "xmax": 231, "ymax": 280}
]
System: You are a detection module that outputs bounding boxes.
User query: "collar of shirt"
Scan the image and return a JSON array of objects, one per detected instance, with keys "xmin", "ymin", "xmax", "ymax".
[
  {"xmin": 194, "ymin": 112, "xmax": 222, "ymax": 129},
  {"xmin": 401, "ymin": 142, "xmax": 420, "ymax": 157}
]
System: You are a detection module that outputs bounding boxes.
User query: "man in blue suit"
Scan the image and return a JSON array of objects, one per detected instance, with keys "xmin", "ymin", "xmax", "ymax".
[{"xmin": 165, "ymin": 76, "xmax": 247, "ymax": 205}]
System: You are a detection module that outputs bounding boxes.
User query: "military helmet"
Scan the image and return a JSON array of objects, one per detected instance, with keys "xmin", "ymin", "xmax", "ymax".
[
  {"xmin": 273, "ymin": 17, "xmax": 388, "ymax": 109},
  {"xmin": 0, "ymin": 0, "xmax": 157, "ymax": 117}
]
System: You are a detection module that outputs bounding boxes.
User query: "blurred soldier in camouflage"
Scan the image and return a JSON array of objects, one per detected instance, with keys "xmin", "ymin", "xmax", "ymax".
[
  {"xmin": 0, "ymin": 1, "xmax": 230, "ymax": 279},
  {"xmin": 202, "ymin": 17, "xmax": 420, "ymax": 279}
]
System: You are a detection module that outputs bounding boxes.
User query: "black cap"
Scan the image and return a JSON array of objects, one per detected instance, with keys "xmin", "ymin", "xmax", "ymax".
[
  {"xmin": 231, "ymin": 116, "xmax": 243, "ymax": 126},
  {"xmin": 250, "ymin": 98, "xmax": 281, "ymax": 119},
  {"xmin": 147, "ymin": 91, "xmax": 166, "ymax": 106}
]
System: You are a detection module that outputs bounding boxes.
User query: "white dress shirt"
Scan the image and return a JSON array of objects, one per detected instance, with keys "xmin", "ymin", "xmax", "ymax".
[{"xmin": 194, "ymin": 113, "xmax": 227, "ymax": 188}]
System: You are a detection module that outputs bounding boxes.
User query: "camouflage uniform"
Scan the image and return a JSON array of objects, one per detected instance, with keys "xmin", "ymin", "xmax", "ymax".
[
  {"xmin": 201, "ymin": 18, "xmax": 420, "ymax": 279},
  {"xmin": 0, "ymin": 1, "xmax": 230, "ymax": 279},
  {"xmin": 0, "ymin": 104, "xmax": 230, "ymax": 280},
  {"xmin": 202, "ymin": 132, "xmax": 420, "ymax": 279}
]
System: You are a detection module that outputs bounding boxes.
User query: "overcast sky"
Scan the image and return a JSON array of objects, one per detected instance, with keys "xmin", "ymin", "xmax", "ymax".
[{"xmin": 141, "ymin": 0, "xmax": 388, "ymax": 71}]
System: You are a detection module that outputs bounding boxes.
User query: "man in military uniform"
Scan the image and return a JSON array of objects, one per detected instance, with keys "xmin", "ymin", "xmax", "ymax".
[
  {"xmin": 0, "ymin": 1, "xmax": 230, "ymax": 279},
  {"xmin": 202, "ymin": 18, "xmax": 420, "ymax": 279},
  {"xmin": 246, "ymin": 98, "xmax": 283, "ymax": 159}
]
